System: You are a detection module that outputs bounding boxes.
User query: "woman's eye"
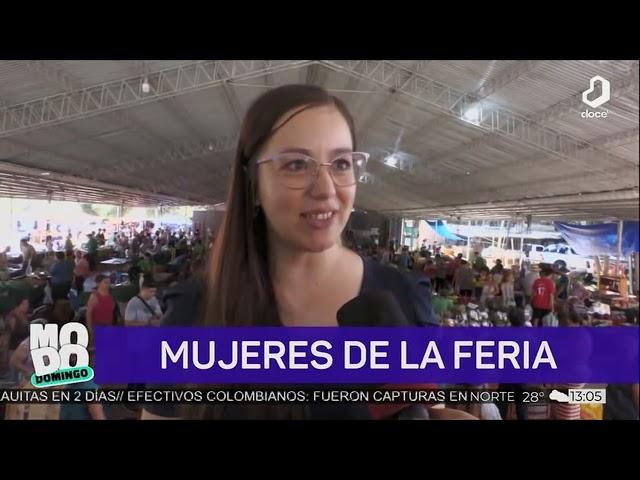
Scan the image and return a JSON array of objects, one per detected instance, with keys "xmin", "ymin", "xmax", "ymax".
[
  {"xmin": 282, "ymin": 159, "xmax": 308, "ymax": 172},
  {"xmin": 333, "ymin": 158, "xmax": 352, "ymax": 171}
]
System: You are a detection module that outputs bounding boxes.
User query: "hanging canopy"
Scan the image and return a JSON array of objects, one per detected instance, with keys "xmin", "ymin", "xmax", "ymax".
[
  {"xmin": 426, "ymin": 220, "xmax": 465, "ymax": 241},
  {"xmin": 553, "ymin": 221, "xmax": 640, "ymax": 257}
]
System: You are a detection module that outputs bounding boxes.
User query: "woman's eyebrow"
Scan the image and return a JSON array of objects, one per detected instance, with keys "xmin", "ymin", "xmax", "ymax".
[
  {"xmin": 277, "ymin": 147, "xmax": 313, "ymax": 155},
  {"xmin": 276, "ymin": 147, "xmax": 354, "ymax": 156}
]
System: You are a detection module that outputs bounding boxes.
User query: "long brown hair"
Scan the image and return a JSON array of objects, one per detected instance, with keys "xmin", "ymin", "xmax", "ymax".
[{"xmin": 186, "ymin": 84, "xmax": 357, "ymax": 420}]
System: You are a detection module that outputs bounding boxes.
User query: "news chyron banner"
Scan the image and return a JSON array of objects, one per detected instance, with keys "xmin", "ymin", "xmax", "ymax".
[{"xmin": 74, "ymin": 327, "xmax": 640, "ymax": 385}]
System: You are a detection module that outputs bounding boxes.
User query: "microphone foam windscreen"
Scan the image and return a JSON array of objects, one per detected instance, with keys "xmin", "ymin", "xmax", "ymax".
[{"xmin": 337, "ymin": 290, "xmax": 410, "ymax": 327}]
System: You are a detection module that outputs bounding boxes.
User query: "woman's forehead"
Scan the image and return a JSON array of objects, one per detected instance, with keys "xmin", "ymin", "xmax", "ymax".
[{"xmin": 266, "ymin": 105, "xmax": 352, "ymax": 153}]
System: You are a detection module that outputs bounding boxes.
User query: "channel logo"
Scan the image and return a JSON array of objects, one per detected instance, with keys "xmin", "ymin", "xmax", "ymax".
[
  {"xmin": 30, "ymin": 322, "xmax": 94, "ymax": 388},
  {"xmin": 581, "ymin": 75, "xmax": 610, "ymax": 119}
]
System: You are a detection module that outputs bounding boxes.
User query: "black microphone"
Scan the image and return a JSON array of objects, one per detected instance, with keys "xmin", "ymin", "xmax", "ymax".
[
  {"xmin": 337, "ymin": 290, "xmax": 411, "ymax": 327},
  {"xmin": 336, "ymin": 291, "xmax": 432, "ymax": 419}
]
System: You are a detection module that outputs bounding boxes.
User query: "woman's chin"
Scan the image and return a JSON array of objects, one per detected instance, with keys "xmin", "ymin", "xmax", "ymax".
[
  {"xmin": 295, "ymin": 231, "xmax": 340, "ymax": 253},
  {"xmin": 303, "ymin": 238, "xmax": 336, "ymax": 253}
]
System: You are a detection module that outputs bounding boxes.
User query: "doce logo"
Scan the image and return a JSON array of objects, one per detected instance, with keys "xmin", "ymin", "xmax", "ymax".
[
  {"xmin": 580, "ymin": 76, "xmax": 611, "ymax": 118},
  {"xmin": 582, "ymin": 75, "xmax": 610, "ymax": 108}
]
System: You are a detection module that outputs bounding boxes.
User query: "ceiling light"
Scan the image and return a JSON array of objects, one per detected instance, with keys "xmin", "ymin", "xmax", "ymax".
[
  {"xmin": 465, "ymin": 171, "xmax": 471, "ymax": 175},
  {"xmin": 383, "ymin": 154, "xmax": 399, "ymax": 168},
  {"xmin": 462, "ymin": 105, "xmax": 481, "ymax": 125},
  {"xmin": 141, "ymin": 77, "xmax": 151, "ymax": 93},
  {"xmin": 208, "ymin": 142, "xmax": 214, "ymax": 151},
  {"xmin": 41, "ymin": 172, "xmax": 50, "ymax": 176}
]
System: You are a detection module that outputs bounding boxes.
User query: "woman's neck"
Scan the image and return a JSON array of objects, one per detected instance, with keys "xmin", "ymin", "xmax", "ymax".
[{"xmin": 269, "ymin": 241, "xmax": 345, "ymax": 288}]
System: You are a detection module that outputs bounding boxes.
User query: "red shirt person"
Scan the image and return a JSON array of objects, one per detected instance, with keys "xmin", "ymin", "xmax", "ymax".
[
  {"xmin": 86, "ymin": 274, "xmax": 116, "ymax": 342},
  {"xmin": 531, "ymin": 267, "xmax": 556, "ymax": 327}
]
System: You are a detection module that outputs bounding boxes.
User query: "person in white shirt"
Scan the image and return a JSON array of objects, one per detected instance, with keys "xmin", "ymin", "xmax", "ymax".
[
  {"xmin": 523, "ymin": 267, "xmax": 540, "ymax": 306},
  {"xmin": 124, "ymin": 279, "xmax": 162, "ymax": 326}
]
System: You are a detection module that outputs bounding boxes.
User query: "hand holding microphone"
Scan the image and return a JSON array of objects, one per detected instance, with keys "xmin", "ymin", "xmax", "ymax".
[{"xmin": 337, "ymin": 291, "xmax": 435, "ymax": 420}]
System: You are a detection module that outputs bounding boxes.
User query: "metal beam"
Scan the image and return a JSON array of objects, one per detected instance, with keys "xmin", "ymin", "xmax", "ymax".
[
  {"xmin": 401, "ymin": 61, "xmax": 540, "ymax": 150},
  {"xmin": 16, "ymin": 61, "xmax": 174, "ymax": 158},
  {"xmin": 357, "ymin": 62, "xmax": 418, "ymax": 141},
  {"xmin": 319, "ymin": 60, "xmax": 637, "ymax": 176},
  {"xmin": 474, "ymin": 60, "xmax": 540, "ymax": 99},
  {"xmin": 0, "ymin": 60, "xmax": 312, "ymax": 138}
]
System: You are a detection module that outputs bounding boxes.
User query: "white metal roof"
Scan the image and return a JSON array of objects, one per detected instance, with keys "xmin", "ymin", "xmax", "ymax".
[{"xmin": 0, "ymin": 60, "xmax": 637, "ymax": 220}]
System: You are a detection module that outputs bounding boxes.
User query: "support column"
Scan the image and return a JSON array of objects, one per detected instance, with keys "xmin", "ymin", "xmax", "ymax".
[
  {"xmin": 616, "ymin": 220, "xmax": 623, "ymax": 276},
  {"xmin": 466, "ymin": 220, "xmax": 471, "ymax": 260},
  {"xmin": 634, "ymin": 252, "xmax": 640, "ymax": 296},
  {"xmin": 627, "ymin": 255, "xmax": 633, "ymax": 296}
]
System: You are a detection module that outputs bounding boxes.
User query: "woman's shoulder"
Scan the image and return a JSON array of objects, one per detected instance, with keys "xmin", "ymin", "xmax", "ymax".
[{"xmin": 361, "ymin": 256, "xmax": 438, "ymax": 326}]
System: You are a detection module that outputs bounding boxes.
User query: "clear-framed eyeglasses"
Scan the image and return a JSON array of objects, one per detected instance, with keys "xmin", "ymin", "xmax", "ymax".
[{"xmin": 256, "ymin": 151, "xmax": 370, "ymax": 189}]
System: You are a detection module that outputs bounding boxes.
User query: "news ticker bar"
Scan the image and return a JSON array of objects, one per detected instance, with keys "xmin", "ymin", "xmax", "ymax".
[{"xmin": 0, "ymin": 388, "xmax": 600, "ymax": 405}]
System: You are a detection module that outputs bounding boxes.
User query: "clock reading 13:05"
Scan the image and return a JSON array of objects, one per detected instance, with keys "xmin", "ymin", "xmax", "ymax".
[{"xmin": 568, "ymin": 389, "xmax": 606, "ymax": 404}]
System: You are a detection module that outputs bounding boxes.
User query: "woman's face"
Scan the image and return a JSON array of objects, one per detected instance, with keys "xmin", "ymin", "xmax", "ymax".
[
  {"xmin": 256, "ymin": 105, "xmax": 356, "ymax": 253},
  {"xmin": 99, "ymin": 278, "xmax": 110, "ymax": 291}
]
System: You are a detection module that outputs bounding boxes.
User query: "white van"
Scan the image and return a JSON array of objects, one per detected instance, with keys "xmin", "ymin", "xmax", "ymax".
[
  {"xmin": 524, "ymin": 243, "xmax": 545, "ymax": 263},
  {"xmin": 541, "ymin": 244, "xmax": 593, "ymax": 272}
]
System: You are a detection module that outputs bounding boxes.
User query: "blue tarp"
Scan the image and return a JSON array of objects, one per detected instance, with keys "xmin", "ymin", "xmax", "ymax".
[
  {"xmin": 426, "ymin": 220, "xmax": 465, "ymax": 241},
  {"xmin": 554, "ymin": 221, "xmax": 640, "ymax": 256}
]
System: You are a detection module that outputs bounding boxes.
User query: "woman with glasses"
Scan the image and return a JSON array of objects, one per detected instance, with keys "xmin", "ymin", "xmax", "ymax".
[{"xmin": 142, "ymin": 84, "xmax": 446, "ymax": 420}]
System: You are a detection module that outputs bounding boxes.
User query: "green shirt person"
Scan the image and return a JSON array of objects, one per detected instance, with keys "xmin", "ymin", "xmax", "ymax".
[
  {"xmin": 472, "ymin": 253, "xmax": 487, "ymax": 271},
  {"xmin": 137, "ymin": 253, "xmax": 154, "ymax": 277},
  {"xmin": 87, "ymin": 235, "xmax": 98, "ymax": 255},
  {"xmin": 64, "ymin": 236, "xmax": 74, "ymax": 252}
]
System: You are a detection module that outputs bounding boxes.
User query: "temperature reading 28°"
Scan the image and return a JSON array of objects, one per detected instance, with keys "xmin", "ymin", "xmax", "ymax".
[{"xmin": 522, "ymin": 391, "xmax": 546, "ymax": 403}]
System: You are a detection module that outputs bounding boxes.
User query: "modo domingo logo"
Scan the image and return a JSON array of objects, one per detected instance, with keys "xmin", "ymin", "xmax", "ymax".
[
  {"xmin": 581, "ymin": 75, "xmax": 610, "ymax": 119},
  {"xmin": 30, "ymin": 322, "xmax": 94, "ymax": 388}
]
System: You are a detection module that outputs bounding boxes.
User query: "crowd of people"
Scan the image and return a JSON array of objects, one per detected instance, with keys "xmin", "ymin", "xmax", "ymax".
[
  {"xmin": 0, "ymin": 224, "xmax": 212, "ymax": 419},
  {"xmin": 355, "ymin": 239, "xmax": 588, "ymax": 327},
  {"xmin": 349, "ymin": 239, "xmax": 639, "ymax": 420}
]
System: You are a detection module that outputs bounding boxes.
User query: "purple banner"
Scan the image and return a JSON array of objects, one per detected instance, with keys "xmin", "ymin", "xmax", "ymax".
[{"xmin": 93, "ymin": 327, "xmax": 640, "ymax": 384}]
